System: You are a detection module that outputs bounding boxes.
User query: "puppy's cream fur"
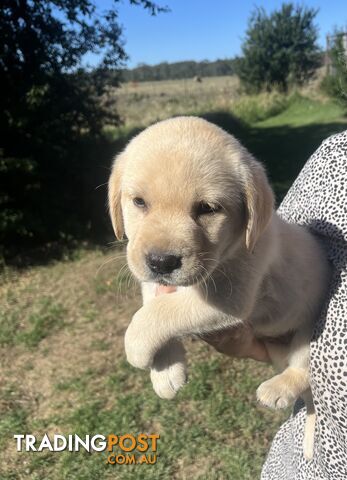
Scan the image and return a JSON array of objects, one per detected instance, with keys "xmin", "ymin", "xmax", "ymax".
[{"xmin": 108, "ymin": 117, "xmax": 330, "ymax": 460}]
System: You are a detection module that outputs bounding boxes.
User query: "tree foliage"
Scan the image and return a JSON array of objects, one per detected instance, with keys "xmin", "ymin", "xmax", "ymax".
[
  {"xmin": 321, "ymin": 32, "xmax": 347, "ymax": 110},
  {"xmin": 237, "ymin": 3, "xmax": 321, "ymax": 92},
  {"xmin": 0, "ymin": 0, "xmax": 164, "ymax": 252}
]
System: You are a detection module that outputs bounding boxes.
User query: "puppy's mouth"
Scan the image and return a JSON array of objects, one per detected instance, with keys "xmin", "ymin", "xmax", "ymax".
[
  {"xmin": 158, "ymin": 280, "xmax": 172, "ymax": 287},
  {"xmin": 155, "ymin": 283, "xmax": 177, "ymax": 295},
  {"xmin": 150, "ymin": 273, "xmax": 186, "ymax": 287},
  {"xmin": 155, "ymin": 276, "xmax": 173, "ymax": 286},
  {"xmin": 147, "ymin": 269, "xmax": 204, "ymax": 288}
]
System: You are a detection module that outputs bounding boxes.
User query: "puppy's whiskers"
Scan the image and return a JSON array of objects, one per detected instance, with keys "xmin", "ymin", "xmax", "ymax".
[
  {"xmin": 115, "ymin": 262, "xmax": 131, "ymax": 298},
  {"xmin": 105, "ymin": 241, "xmax": 128, "ymax": 250},
  {"xmin": 199, "ymin": 264, "xmax": 218, "ymax": 294},
  {"xmin": 95, "ymin": 252, "xmax": 127, "ymax": 277},
  {"xmin": 197, "ymin": 271, "xmax": 209, "ymax": 302},
  {"xmin": 198, "ymin": 252, "xmax": 233, "ymax": 297}
]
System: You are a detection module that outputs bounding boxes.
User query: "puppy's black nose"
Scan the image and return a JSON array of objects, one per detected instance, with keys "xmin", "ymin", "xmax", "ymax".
[{"xmin": 146, "ymin": 252, "xmax": 182, "ymax": 275}]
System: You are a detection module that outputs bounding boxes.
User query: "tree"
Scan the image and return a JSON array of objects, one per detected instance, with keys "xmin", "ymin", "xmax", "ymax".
[
  {"xmin": 236, "ymin": 3, "xmax": 321, "ymax": 92},
  {"xmin": 0, "ymin": 0, "xmax": 165, "ymax": 253},
  {"xmin": 321, "ymin": 32, "xmax": 347, "ymax": 110}
]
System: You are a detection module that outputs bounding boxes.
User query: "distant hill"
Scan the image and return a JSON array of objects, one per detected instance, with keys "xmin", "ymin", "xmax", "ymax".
[{"xmin": 120, "ymin": 58, "xmax": 238, "ymax": 82}]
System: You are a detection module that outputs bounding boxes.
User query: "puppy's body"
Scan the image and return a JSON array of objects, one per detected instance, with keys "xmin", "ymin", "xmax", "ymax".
[{"xmin": 108, "ymin": 117, "xmax": 330, "ymax": 460}]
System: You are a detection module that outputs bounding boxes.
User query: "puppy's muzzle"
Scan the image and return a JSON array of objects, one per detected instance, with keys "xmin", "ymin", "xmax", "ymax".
[{"xmin": 146, "ymin": 252, "xmax": 182, "ymax": 275}]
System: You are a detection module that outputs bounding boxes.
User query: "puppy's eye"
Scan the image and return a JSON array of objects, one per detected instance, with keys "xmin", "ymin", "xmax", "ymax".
[
  {"xmin": 196, "ymin": 201, "xmax": 222, "ymax": 215},
  {"xmin": 133, "ymin": 197, "xmax": 146, "ymax": 208}
]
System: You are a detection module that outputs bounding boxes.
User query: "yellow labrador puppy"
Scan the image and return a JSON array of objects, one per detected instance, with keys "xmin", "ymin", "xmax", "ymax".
[{"xmin": 108, "ymin": 116, "xmax": 330, "ymax": 460}]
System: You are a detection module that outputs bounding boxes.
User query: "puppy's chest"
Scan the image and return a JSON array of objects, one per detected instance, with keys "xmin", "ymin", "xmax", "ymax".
[
  {"xmin": 251, "ymin": 307, "xmax": 287, "ymax": 337},
  {"xmin": 206, "ymin": 274, "xmax": 291, "ymax": 336},
  {"xmin": 249, "ymin": 280, "xmax": 294, "ymax": 337},
  {"xmin": 203, "ymin": 278, "xmax": 248, "ymax": 321}
]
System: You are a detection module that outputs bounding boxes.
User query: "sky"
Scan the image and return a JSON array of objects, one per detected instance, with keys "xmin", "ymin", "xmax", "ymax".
[{"xmin": 91, "ymin": 0, "xmax": 347, "ymax": 68}]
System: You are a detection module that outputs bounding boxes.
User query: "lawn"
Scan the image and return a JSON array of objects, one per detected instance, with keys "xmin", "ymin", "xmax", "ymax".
[
  {"xmin": 0, "ymin": 248, "xmax": 285, "ymax": 479},
  {"xmin": 1, "ymin": 76, "xmax": 346, "ymax": 479}
]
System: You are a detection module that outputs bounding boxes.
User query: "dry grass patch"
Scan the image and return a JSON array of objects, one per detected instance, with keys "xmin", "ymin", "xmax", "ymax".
[{"xmin": 106, "ymin": 76, "xmax": 240, "ymax": 128}]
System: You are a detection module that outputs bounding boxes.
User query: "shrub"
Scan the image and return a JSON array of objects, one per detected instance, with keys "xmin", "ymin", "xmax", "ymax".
[
  {"xmin": 232, "ymin": 91, "xmax": 292, "ymax": 123},
  {"xmin": 236, "ymin": 3, "xmax": 321, "ymax": 93},
  {"xmin": 321, "ymin": 33, "xmax": 347, "ymax": 111}
]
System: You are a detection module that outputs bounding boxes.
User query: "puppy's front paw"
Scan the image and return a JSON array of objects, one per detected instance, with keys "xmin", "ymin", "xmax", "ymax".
[
  {"xmin": 257, "ymin": 367, "xmax": 309, "ymax": 410},
  {"xmin": 124, "ymin": 321, "xmax": 154, "ymax": 370},
  {"xmin": 150, "ymin": 340, "xmax": 187, "ymax": 399},
  {"xmin": 151, "ymin": 362, "xmax": 187, "ymax": 400},
  {"xmin": 125, "ymin": 342, "xmax": 153, "ymax": 370},
  {"xmin": 257, "ymin": 374, "xmax": 296, "ymax": 409}
]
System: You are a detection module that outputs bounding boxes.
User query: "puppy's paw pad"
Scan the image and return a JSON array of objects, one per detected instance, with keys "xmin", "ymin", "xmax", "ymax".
[
  {"xmin": 256, "ymin": 376, "xmax": 296, "ymax": 410},
  {"xmin": 151, "ymin": 363, "xmax": 187, "ymax": 400}
]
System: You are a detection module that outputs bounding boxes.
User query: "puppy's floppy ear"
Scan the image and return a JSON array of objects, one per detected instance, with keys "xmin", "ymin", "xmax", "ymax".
[
  {"xmin": 108, "ymin": 153, "xmax": 126, "ymax": 240},
  {"xmin": 243, "ymin": 157, "xmax": 274, "ymax": 252}
]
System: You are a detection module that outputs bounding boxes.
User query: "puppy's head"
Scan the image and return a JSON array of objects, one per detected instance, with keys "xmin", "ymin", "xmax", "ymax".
[{"xmin": 109, "ymin": 117, "xmax": 273, "ymax": 286}]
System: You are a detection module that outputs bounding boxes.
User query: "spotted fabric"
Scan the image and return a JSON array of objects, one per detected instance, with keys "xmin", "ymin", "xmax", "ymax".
[{"xmin": 261, "ymin": 130, "xmax": 347, "ymax": 480}]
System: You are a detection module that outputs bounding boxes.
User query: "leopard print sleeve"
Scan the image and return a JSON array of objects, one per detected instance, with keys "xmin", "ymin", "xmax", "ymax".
[{"xmin": 261, "ymin": 130, "xmax": 347, "ymax": 480}]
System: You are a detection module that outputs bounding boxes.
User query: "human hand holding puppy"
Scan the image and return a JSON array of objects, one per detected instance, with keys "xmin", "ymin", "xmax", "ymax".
[{"xmin": 200, "ymin": 323, "xmax": 270, "ymax": 363}]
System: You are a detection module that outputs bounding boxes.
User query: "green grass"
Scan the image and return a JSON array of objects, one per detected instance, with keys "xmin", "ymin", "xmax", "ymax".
[
  {"xmin": 0, "ymin": 248, "xmax": 283, "ymax": 480},
  {"xmin": 9, "ymin": 354, "xmax": 281, "ymax": 480},
  {"xmin": 232, "ymin": 90, "xmax": 292, "ymax": 124},
  {"xmin": 0, "ymin": 297, "xmax": 65, "ymax": 347},
  {"xmin": 0, "ymin": 407, "xmax": 28, "ymax": 449},
  {"xmin": 257, "ymin": 94, "xmax": 345, "ymax": 127}
]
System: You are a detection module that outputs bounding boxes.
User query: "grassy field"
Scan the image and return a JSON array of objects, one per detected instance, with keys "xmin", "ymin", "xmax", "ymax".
[
  {"xmin": 109, "ymin": 76, "xmax": 240, "ymax": 127},
  {"xmin": 1, "ymin": 76, "xmax": 347, "ymax": 479},
  {"xmin": 109, "ymin": 72, "xmax": 323, "ymax": 128},
  {"xmin": 0, "ymin": 248, "xmax": 285, "ymax": 479}
]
